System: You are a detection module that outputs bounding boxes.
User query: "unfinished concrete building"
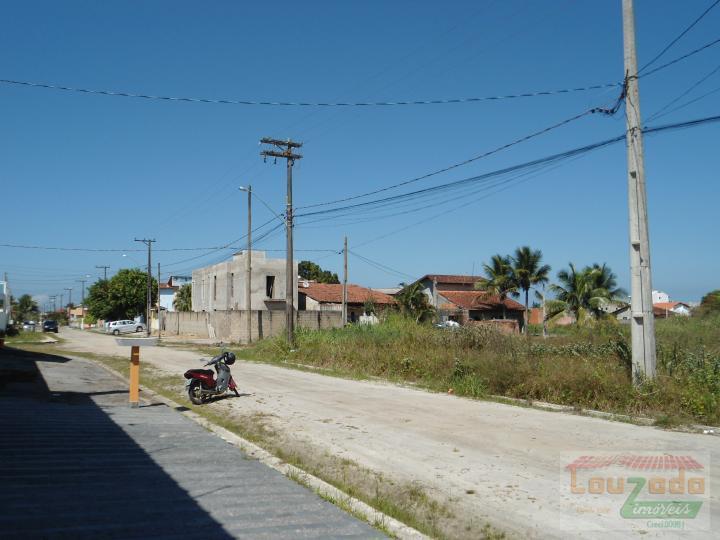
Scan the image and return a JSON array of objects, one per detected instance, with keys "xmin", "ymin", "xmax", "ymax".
[{"xmin": 191, "ymin": 251, "xmax": 297, "ymax": 313}]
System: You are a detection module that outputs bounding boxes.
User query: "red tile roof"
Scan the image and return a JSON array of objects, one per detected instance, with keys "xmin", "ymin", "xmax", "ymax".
[
  {"xmin": 440, "ymin": 290, "xmax": 525, "ymax": 311},
  {"xmin": 300, "ymin": 283, "xmax": 395, "ymax": 305},
  {"xmin": 653, "ymin": 302, "xmax": 689, "ymax": 311},
  {"xmin": 419, "ymin": 274, "xmax": 486, "ymax": 285}
]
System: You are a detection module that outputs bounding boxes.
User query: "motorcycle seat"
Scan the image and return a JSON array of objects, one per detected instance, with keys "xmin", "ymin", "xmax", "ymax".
[{"xmin": 193, "ymin": 369, "xmax": 214, "ymax": 375}]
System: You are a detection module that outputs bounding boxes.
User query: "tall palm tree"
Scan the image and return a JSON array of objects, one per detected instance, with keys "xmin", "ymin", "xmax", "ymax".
[
  {"xmin": 511, "ymin": 246, "xmax": 551, "ymax": 333},
  {"xmin": 549, "ymin": 263, "xmax": 617, "ymax": 323},
  {"xmin": 173, "ymin": 284, "xmax": 192, "ymax": 312},
  {"xmin": 476, "ymin": 254, "xmax": 517, "ymax": 319}
]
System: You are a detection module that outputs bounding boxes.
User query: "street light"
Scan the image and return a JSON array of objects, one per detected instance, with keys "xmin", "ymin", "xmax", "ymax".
[{"xmin": 239, "ymin": 186, "xmax": 285, "ymax": 223}]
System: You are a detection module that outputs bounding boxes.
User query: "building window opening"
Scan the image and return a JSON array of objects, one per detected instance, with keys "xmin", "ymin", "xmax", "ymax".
[
  {"xmin": 230, "ymin": 273, "xmax": 234, "ymax": 298},
  {"xmin": 213, "ymin": 275, "xmax": 217, "ymax": 301},
  {"xmin": 266, "ymin": 276, "xmax": 275, "ymax": 298}
]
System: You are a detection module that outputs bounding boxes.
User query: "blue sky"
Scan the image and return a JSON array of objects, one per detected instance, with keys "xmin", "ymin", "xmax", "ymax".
[{"xmin": 1, "ymin": 0, "xmax": 718, "ymax": 306}]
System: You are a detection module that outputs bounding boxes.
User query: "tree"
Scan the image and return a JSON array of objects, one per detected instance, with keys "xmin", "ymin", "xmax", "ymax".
[
  {"xmin": 396, "ymin": 281, "xmax": 435, "ymax": 323},
  {"xmin": 476, "ymin": 254, "xmax": 517, "ymax": 319},
  {"xmin": 298, "ymin": 260, "xmax": 339, "ymax": 284},
  {"xmin": 85, "ymin": 269, "xmax": 157, "ymax": 321},
  {"xmin": 698, "ymin": 290, "xmax": 720, "ymax": 316},
  {"xmin": 174, "ymin": 284, "xmax": 192, "ymax": 312},
  {"xmin": 548, "ymin": 263, "xmax": 623, "ymax": 323},
  {"xmin": 13, "ymin": 294, "xmax": 38, "ymax": 322},
  {"xmin": 85, "ymin": 280, "xmax": 113, "ymax": 321},
  {"xmin": 511, "ymin": 246, "xmax": 550, "ymax": 333}
]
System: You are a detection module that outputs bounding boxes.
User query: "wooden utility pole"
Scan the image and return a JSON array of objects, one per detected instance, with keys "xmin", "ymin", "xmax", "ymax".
[
  {"xmin": 342, "ymin": 236, "xmax": 348, "ymax": 326},
  {"xmin": 241, "ymin": 185, "xmax": 253, "ymax": 344},
  {"xmin": 623, "ymin": 0, "xmax": 656, "ymax": 382},
  {"xmin": 96, "ymin": 265, "xmax": 110, "ymax": 281},
  {"xmin": 134, "ymin": 238, "xmax": 156, "ymax": 337},
  {"xmin": 260, "ymin": 138, "xmax": 302, "ymax": 346}
]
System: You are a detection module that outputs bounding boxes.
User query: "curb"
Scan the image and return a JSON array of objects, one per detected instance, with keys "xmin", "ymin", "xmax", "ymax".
[{"xmin": 71, "ymin": 354, "xmax": 427, "ymax": 540}]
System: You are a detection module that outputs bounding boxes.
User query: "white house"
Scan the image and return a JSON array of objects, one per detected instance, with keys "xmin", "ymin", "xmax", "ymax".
[
  {"xmin": 652, "ymin": 290, "xmax": 670, "ymax": 304},
  {"xmin": 159, "ymin": 276, "xmax": 191, "ymax": 312}
]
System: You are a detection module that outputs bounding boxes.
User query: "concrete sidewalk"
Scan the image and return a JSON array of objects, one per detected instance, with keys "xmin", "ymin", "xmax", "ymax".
[{"xmin": 0, "ymin": 346, "xmax": 383, "ymax": 539}]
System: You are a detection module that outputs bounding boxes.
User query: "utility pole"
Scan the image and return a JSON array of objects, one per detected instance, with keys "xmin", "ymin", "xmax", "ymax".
[
  {"xmin": 623, "ymin": 0, "xmax": 656, "ymax": 382},
  {"xmin": 49, "ymin": 295, "xmax": 56, "ymax": 312},
  {"xmin": 157, "ymin": 262, "xmax": 161, "ymax": 339},
  {"xmin": 260, "ymin": 138, "xmax": 302, "ymax": 346},
  {"xmin": 134, "ymin": 238, "xmax": 156, "ymax": 337},
  {"xmin": 342, "ymin": 236, "xmax": 348, "ymax": 326},
  {"xmin": 76, "ymin": 279, "xmax": 87, "ymax": 330},
  {"xmin": 96, "ymin": 265, "xmax": 110, "ymax": 281},
  {"xmin": 240, "ymin": 185, "xmax": 253, "ymax": 344},
  {"xmin": 64, "ymin": 288, "xmax": 72, "ymax": 308},
  {"xmin": 59, "ymin": 293, "xmax": 64, "ymax": 313}
]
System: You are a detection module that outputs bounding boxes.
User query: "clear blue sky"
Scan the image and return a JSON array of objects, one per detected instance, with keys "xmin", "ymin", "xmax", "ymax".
[{"xmin": 2, "ymin": 0, "xmax": 718, "ymax": 306}]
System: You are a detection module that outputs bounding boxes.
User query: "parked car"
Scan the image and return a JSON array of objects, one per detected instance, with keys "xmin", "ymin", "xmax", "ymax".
[
  {"xmin": 22, "ymin": 321, "xmax": 36, "ymax": 331},
  {"xmin": 105, "ymin": 320, "xmax": 146, "ymax": 335},
  {"xmin": 42, "ymin": 320, "xmax": 59, "ymax": 333}
]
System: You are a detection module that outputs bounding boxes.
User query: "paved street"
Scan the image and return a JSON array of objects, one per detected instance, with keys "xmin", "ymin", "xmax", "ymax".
[
  {"xmin": 0, "ymin": 344, "xmax": 383, "ymax": 539},
  {"xmin": 55, "ymin": 328, "xmax": 720, "ymax": 539}
]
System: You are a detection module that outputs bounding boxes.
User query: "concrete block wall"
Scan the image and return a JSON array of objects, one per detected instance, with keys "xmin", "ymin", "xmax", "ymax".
[{"xmin": 162, "ymin": 310, "xmax": 343, "ymax": 343}]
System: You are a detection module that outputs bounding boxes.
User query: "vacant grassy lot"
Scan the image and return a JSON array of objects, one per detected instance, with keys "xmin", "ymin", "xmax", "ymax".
[{"xmin": 244, "ymin": 314, "xmax": 720, "ymax": 426}]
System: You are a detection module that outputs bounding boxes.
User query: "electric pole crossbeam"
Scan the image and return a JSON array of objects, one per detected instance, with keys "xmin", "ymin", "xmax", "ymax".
[
  {"xmin": 96, "ymin": 265, "xmax": 110, "ymax": 280},
  {"xmin": 260, "ymin": 137, "xmax": 303, "ymax": 346}
]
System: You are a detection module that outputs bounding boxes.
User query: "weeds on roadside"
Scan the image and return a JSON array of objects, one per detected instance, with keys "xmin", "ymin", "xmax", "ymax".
[{"xmin": 245, "ymin": 313, "xmax": 720, "ymax": 425}]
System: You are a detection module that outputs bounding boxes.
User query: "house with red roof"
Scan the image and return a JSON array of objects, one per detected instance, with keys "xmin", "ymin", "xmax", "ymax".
[
  {"xmin": 298, "ymin": 281, "xmax": 395, "ymax": 323},
  {"xmin": 408, "ymin": 274, "xmax": 525, "ymax": 332},
  {"xmin": 653, "ymin": 301, "xmax": 691, "ymax": 318}
]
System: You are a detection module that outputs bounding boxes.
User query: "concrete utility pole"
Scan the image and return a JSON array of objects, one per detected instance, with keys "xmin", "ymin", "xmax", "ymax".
[
  {"xmin": 342, "ymin": 236, "xmax": 348, "ymax": 326},
  {"xmin": 240, "ymin": 186, "xmax": 253, "ymax": 344},
  {"xmin": 64, "ymin": 288, "xmax": 72, "ymax": 308},
  {"xmin": 622, "ymin": 0, "xmax": 656, "ymax": 382},
  {"xmin": 59, "ymin": 293, "xmax": 64, "ymax": 312},
  {"xmin": 134, "ymin": 238, "xmax": 156, "ymax": 337},
  {"xmin": 96, "ymin": 265, "xmax": 110, "ymax": 281},
  {"xmin": 260, "ymin": 138, "xmax": 303, "ymax": 346}
]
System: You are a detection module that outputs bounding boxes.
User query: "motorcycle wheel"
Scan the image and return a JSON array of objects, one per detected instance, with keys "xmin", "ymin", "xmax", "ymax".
[{"xmin": 188, "ymin": 380, "xmax": 205, "ymax": 405}]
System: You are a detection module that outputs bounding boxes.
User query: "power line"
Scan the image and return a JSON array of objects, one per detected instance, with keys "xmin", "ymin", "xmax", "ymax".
[
  {"xmin": 649, "ymin": 84, "xmax": 720, "ymax": 122},
  {"xmin": 295, "ymin": 112, "xmax": 720, "ymax": 222},
  {"xmin": 639, "ymin": 0, "xmax": 720, "ymax": 74},
  {"xmin": 0, "ymin": 78, "xmax": 621, "ymax": 107},
  {"xmin": 647, "ymin": 62, "xmax": 720, "ymax": 121},
  {"xmin": 640, "ymin": 36, "xmax": 720, "ymax": 79},
  {"xmin": 297, "ymin": 107, "xmax": 610, "ymax": 211}
]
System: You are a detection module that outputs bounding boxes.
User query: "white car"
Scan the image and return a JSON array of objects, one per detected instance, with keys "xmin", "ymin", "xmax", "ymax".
[{"xmin": 105, "ymin": 320, "xmax": 146, "ymax": 335}]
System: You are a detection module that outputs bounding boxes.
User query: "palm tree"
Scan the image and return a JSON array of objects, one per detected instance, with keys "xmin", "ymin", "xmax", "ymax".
[
  {"xmin": 396, "ymin": 281, "xmax": 435, "ymax": 323},
  {"xmin": 173, "ymin": 284, "xmax": 192, "ymax": 312},
  {"xmin": 511, "ymin": 246, "xmax": 551, "ymax": 333},
  {"xmin": 476, "ymin": 254, "xmax": 517, "ymax": 319},
  {"xmin": 549, "ymin": 263, "xmax": 619, "ymax": 323}
]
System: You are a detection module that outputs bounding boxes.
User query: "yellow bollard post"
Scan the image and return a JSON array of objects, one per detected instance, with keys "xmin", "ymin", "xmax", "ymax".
[{"xmin": 129, "ymin": 345, "xmax": 140, "ymax": 408}]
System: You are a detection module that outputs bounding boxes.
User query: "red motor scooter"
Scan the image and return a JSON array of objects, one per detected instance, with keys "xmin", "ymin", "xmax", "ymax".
[{"xmin": 184, "ymin": 351, "xmax": 240, "ymax": 405}]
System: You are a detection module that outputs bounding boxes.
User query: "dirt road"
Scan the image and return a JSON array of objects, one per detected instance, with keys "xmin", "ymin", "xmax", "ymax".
[{"xmin": 59, "ymin": 328, "xmax": 719, "ymax": 539}]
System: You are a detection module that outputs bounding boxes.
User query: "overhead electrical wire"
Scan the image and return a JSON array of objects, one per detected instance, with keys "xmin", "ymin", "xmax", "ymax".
[
  {"xmin": 640, "ymin": 36, "xmax": 720, "ymax": 79},
  {"xmin": 639, "ymin": 0, "xmax": 720, "ymax": 74},
  {"xmin": 296, "ymin": 107, "xmax": 613, "ymax": 211},
  {"xmin": 647, "ymin": 62, "xmax": 720, "ymax": 122},
  {"xmin": 0, "ymin": 78, "xmax": 620, "ymax": 107},
  {"xmin": 294, "ymin": 112, "xmax": 720, "ymax": 223}
]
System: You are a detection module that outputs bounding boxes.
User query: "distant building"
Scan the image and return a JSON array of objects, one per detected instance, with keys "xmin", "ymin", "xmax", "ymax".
[
  {"xmin": 404, "ymin": 273, "xmax": 524, "ymax": 332},
  {"xmin": 159, "ymin": 275, "xmax": 191, "ymax": 312},
  {"xmin": 192, "ymin": 251, "xmax": 297, "ymax": 312},
  {"xmin": 652, "ymin": 290, "xmax": 670, "ymax": 304},
  {"xmin": 653, "ymin": 302, "xmax": 691, "ymax": 318},
  {"xmin": 298, "ymin": 281, "xmax": 395, "ymax": 323}
]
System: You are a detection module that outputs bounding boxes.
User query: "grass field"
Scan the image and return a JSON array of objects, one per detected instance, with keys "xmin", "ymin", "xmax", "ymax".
[{"xmin": 243, "ymin": 313, "xmax": 720, "ymax": 426}]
